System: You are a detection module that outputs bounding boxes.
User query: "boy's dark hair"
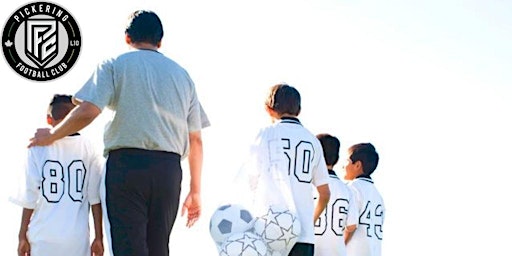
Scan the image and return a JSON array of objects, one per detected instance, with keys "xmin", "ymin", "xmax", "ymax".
[
  {"xmin": 48, "ymin": 94, "xmax": 75, "ymax": 121},
  {"xmin": 349, "ymin": 143, "xmax": 379, "ymax": 176},
  {"xmin": 125, "ymin": 10, "xmax": 163, "ymax": 45},
  {"xmin": 316, "ymin": 133, "xmax": 340, "ymax": 167},
  {"xmin": 265, "ymin": 83, "xmax": 301, "ymax": 116}
]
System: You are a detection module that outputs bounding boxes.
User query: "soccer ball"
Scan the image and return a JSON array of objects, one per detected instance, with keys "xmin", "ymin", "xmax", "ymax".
[
  {"xmin": 210, "ymin": 204, "xmax": 255, "ymax": 245},
  {"xmin": 219, "ymin": 231, "xmax": 268, "ymax": 256},
  {"xmin": 253, "ymin": 204, "xmax": 301, "ymax": 253}
]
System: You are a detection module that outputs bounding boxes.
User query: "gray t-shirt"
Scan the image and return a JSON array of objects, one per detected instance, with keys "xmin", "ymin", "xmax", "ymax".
[{"xmin": 75, "ymin": 49, "xmax": 209, "ymax": 157}]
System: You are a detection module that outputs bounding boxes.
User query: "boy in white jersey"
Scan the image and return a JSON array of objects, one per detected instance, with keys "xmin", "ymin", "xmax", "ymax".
[
  {"xmin": 344, "ymin": 143, "xmax": 384, "ymax": 256},
  {"xmin": 11, "ymin": 95, "xmax": 104, "ymax": 256},
  {"xmin": 250, "ymin": 83, "xmax": 331, "ymax": 256},
  {"xmin": 314, "ymin": 133, "xmax": 357, "ymax": 256}
]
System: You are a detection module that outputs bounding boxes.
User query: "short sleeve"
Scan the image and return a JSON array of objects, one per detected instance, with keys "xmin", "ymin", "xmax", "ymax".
[
  {"xmin": 312, "ymin": 153, "xmax": 330, "ymax": 187},
  {"xmin": 346, "ymin": 187, "xmax": 359, "ymax": 226},
  {"xmin": 9, "ymin": 149, "xmax": 41, "ymax": 209},
  {"xmin": 87, "ymin": 143, "xmax": 105, "ymax": 205},
  {"xmin": 199, "ymin": 102, "xmax": 211, "ymax": 129},
  {"xmin": 74, "ymin": 59, "xmax": 115, "ymax": 110}
]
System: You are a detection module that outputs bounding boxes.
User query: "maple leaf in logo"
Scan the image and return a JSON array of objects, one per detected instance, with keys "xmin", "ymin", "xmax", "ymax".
[{"xmin": 4, "ymin": 40, "xmax": 13, "ymax": 47}]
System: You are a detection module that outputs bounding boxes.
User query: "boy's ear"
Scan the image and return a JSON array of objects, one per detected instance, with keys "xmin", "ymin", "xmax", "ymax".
[
  {"xmin": 46, "ymin": 115, "xmax": 53, "ymax": 125},
  {"xmin": 125, "ymin": 34, "xmax": 132, "ymax": 45},
  {"xmin": 265, "ymin": 105, "xmax": 279, "ymax": 119},
  {"xmin": 265, "ymin": 105, "xmax": 274, "ymax": 115},
  {"xmin": 354, "ymin": 160, "xmax": 364, "ymax": 173}
]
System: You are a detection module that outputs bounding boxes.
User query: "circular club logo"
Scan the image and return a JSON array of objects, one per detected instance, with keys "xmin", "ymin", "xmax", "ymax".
[{"xmin": 2, "ymin": 1, "xmax": 81, "ymax": 81}]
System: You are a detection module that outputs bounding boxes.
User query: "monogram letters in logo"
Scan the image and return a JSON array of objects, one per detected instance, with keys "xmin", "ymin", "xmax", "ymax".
[{"xmin": 26, "ymin": 18, "xmax": 58, "ymax": 68}]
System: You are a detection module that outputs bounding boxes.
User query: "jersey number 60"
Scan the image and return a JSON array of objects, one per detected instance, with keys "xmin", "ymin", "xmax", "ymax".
[{"xmin": 281, "ymin": 138, "xmax": 314, "ymax": 183}]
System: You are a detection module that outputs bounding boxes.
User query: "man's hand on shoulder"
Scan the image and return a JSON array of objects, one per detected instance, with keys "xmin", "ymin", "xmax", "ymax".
[{"xmin": 28, "ymin": 128, "xmax": 54, "ymax": 148}]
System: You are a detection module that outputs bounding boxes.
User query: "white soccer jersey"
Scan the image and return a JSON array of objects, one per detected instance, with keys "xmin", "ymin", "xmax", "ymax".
[
  {"xmin": 314, "ymin": 170, "xmax": 358, "ymax": 256},
  {"xmin": 10, "ymin": 134, "xmax": 103, "ymax": 256},
  {"xmin": 346, "ymin": 177, "xmax": 385, "ymax": 256},
  {"xmin": 249, "ymin": 117, "xmax": 330, "ymax": 245}
]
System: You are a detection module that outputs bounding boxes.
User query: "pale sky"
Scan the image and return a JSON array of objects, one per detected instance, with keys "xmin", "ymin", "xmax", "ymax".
[{"xmin": 1, "ymin": 0, "xmax": 511, "ymax": 255}]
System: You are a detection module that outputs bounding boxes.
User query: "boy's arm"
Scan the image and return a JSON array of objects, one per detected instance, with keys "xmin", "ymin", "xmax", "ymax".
[
  {"xmin": 313, "ymin": 184, "xmax": 330, "ymax": 222},
  {"xmin": 344, "ymin": 186, "xmax": 358, "ymax": 244},
  {"xmin": 344, "ymin": 225, "xmax": 356, "ymax": 244},
  {"xmin": 90, "ymin": 203, "xmax": 104, "ymax": 256},
  {"xmin": 345, "ymin": 185, "xmax": 360, "ymax": 245},
  {"xmin": 18, "ymin": 208, "xmax": 34, "ymax": 255}
]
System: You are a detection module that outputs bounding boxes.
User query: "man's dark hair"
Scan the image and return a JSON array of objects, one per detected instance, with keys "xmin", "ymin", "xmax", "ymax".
[{"xmin": 125, "ymin": 10, "xmax": 163, "ymax": 45}]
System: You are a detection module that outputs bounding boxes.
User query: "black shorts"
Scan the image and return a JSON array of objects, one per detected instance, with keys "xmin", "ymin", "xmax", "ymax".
[{"xmin": 288, "ymin": 242, "xmax": 314, "ymax": 256}]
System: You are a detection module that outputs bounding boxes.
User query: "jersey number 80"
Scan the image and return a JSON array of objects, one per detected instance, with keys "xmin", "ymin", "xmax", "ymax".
[{"xmin": 42, "ymin": 160, "xmax": 87, "ymax": 203}]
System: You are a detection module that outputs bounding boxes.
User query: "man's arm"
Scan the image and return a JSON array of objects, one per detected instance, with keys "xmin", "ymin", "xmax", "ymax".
[
  {"xmin": 181, "ymin": 130, "xmax": 203, "ymax": 228},
  {"xmin": 28, "ymin": 101, "xmax": 101, "ymax": 147},
  {"xmin": 313, "ymin": 184, "xmax": 330, "ymax": 222}
]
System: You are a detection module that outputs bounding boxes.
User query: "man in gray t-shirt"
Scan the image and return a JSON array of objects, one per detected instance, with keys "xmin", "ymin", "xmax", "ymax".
[{"xmin": 29, "ymin": 10, "xmax": 209, "ymax": 256}]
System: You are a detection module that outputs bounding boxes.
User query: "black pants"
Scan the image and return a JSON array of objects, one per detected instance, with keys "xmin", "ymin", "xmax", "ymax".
[
  {"xmin": 288, "ymin": 242, "xmax": 314, "ymax": 256},
  {"xmin": 106, "ymin": 148, "xmax": 182, "ymax": 256}
]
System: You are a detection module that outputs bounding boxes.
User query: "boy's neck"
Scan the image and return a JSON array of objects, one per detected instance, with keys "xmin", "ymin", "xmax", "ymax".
[
  {"xmin": 130, "ymin": 42, "xmax": 159, "ymax": 51},
  {"xmin": 280, "ymin": 114, "xmax": 297, "ymax": 119}
]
